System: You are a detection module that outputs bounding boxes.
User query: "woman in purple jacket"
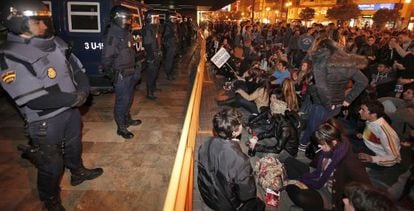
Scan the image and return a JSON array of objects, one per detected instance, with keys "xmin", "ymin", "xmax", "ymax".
[{"xmin": 285, "ymin": 118, "xmax": 372, "ymax": 210}]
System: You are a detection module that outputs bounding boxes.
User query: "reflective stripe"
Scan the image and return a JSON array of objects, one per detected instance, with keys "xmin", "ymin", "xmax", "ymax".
[{"xmin": 13, "ymin": 87, "xmax": 45, "ymax": 102}]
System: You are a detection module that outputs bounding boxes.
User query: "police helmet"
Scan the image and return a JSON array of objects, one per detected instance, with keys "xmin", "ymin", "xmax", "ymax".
[
  {"xmin": 1, "ymin": 0, "xmax": 53, "ymax": 37},
  {"xmin": 110, "ymin": 5, "xmax": 132, "ymax": 29},
  {"xmin": 144, "ymin": 11, "xmax": 160, "ymax": 25},
  {"xmin": 166, "ymin": 12, "xmax": 177, "ymax": 23}
]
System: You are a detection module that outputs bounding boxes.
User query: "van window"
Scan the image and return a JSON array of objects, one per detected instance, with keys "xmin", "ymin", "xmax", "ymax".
[
  {"xmin": 121, "ymin": 4, "xmax": 142, "ymax": 30},
  {"xmin": 67, "ymin": 2, "xmax": 100, "ymax": 33},
  {"xmin": 42, "ymin": 1, "xmax": 52, "ymax": 13}
]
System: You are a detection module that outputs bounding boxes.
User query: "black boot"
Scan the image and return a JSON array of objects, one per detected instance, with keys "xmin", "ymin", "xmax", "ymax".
[
  {"xmin": 44, "ymin": 196, "xmax": 65, "ymax": 211},
  {"xmin": 70, "ymin": 166, "xmax": 104, "ymax": 186},
  {"xmin": 126, "ymin": 115, "xmax": 142, "ymax": 127},
  {"xmin": 146, "ymin": 88, "xmax": 157, "ymax": 100},
  {"xmin": 117, "ymin": 126, "xmax": 134, "ymax": 139}
]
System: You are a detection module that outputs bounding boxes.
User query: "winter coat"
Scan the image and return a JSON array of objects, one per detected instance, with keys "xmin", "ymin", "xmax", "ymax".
[
  {"xmin": 309, "ymin": 48, "xmax": 368, "ymax": 109},
  {"xmin": 248, "ymin": 111, "xmax": 300, "ymax": 156},
  {"xmin": 197, "ymin": 137, "xmax": 257, "ymax": 210}
]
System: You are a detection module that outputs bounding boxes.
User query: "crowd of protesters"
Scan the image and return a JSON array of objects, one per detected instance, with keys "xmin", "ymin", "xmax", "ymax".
[{"xmin": 198, "ymin": 20, "xmax": 414, "ymax": 211}]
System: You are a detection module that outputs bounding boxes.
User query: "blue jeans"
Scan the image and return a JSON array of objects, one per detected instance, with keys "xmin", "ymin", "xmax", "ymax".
[{"xmin": 299, "ymin": 104, "xmax": 340, "ymax": 146}]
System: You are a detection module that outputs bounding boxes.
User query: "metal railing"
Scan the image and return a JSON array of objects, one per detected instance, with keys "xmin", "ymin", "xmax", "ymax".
[{"xmin": 163, "ymin": 31, "xmax": 206, "ymax": 211}]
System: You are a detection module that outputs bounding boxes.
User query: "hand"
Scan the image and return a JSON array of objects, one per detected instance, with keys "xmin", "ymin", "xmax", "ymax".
[
  {"xmin": 393, "ymin": 61, "xmax": 405, "ymax": 70},
  {"xmin": 287, "ymin": 180, "xmax": 308, "ymax": 190},
  {"xmin": 356, "ymin": 133, "xmax": 363, "ymax": 139},
  {"xmin": 367, "ymin": 56, "xmax": 375, "ymax": 61},
  {"xmin": 249, "ymin": 136, "xmax": 258, "ymax": 149},
  {"xmin": 235, "ymin": 89, "xmax": 242, "ymax": 94},
  {"xmin": 342, "ymin": 101, "xmax": 350, "ymax": 107},
  {"xmin": 358, "ymin": 153, "xmax": 373, "ymax": 162},
  {"xmin": 399, "ymin": 78, "xmax": 414, "ymax": 85},
  {"xmin": 71, "ymin": 91, "xmax": 88, "ymax": 107}
]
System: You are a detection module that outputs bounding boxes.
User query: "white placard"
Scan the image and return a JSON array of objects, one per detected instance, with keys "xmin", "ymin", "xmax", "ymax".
[{"xmin": 210, "ymin": 47, "xmax": 231, "ymax": 69}]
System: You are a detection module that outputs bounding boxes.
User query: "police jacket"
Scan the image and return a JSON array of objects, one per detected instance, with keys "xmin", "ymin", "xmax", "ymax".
[
  {"xmin": 102, "ymin": 23, "xmax": 136, "ymax": 75},
  {"xmin": 142, "ymin": 24, "xmax": 158, "ymax": 61},
  {"xmin": 309, "ymin": 48, "xmax": 368, "ymax": 108},
  {"xmin": 248, "ymin": 111, "xmax": 299, "ymax": 156},
  {"xmin": 162, "ymin": 21, "xmax": 177, "ymax": 48},
  {"xmin": 197, "ymin": 137, "xmax": 257, "ymax": 211},
  {"xmin": 0, "ymin": 33, "xmax": 89, "ymax": 123}
]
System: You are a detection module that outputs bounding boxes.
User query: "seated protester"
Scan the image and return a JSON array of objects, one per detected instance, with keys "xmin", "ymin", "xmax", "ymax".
[
  {"xmin": 270, "ymin": 60, "xmax": 291, "ymax": 85},
  {"xmin": 247, "ymin": 88, "xmax": 287, "ymax": 132},
  {"xmin": 217, "ymin": 67, "xmax": 264, "ymax": 109},
  {"xmin": 282, "ymin": 78, "xmax": 300, "ymax": 112},
  {"xmin": 368, "ymin": 63, "xmax": 398, "ymax": 98},
  {"xmin": 296, "ymin": 61, "xmax": 314, "ymax": 119},
  {"xmin": 235, "ymin": 78, "xmax": 270, "ymax": 114},
  {"xmin": 248, "ymin": 100, "xmax": 299, "ymax": 160},
  {"xmin": 284, "ymin": 118, "xmax": 372, "ymax": 210},
  {"xmin": 221, "ymin": 37, "xmax": 233, "ymax": 53},
  {"xmin": 357, "ymin": 100, "xmax": 401, "ymax": 168},
  {"xmin": 343, "ymin": 182, "xmax": 397, "ymax": 211},
  {"xmin": 239, "ymin": 39, "xmax": 261, "ymax": 74},
  {"xmin": 197, "ymin": 109, "xmax": 264, "ymax": 211},
  {"xmin": 392, "ymin": 42, "xmax": 414, "ymax": 89},
  {"xmin": 379, "ymin": 84, "xmax": 414, "ymax": 139}
]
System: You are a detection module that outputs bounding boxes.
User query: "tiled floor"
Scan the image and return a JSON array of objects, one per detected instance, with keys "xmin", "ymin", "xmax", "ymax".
[{"xmin": 0, "ymin": 44, "xmax": 199, "ymax": 211}]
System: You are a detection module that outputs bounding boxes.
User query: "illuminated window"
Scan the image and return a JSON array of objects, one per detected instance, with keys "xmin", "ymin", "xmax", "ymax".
[
  {"xmin": 42, "ymin": 1, "xmax": 52, "ymax": 13},
  {"xmin": 67, "ymin": 2, "xmax": 100, "ymax": 33},
  {"xmin": 121, "ymin": 4, "xmax": 143, "ymax": 30}
]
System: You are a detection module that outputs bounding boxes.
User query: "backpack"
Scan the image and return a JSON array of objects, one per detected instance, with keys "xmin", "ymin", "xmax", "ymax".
[{"xmin": 254, "ymin": 156, "xmax": 287, "ymax": 192}]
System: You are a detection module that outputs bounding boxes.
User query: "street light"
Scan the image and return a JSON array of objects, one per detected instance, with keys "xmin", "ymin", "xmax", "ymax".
[{"xmin": 275, "ymin": 10, "xmax": 280, "ymax": 22}]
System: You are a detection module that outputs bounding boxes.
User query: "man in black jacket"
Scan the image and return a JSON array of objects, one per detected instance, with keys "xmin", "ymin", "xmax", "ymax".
[{"xmin": 197, "ymin": 109, "xmax": 262, "ymax": 210}]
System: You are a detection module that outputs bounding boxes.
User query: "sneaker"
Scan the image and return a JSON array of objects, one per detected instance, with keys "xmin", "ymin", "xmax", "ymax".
[{"xmin": 71, "ymin": 167, "xmax": 104, "ymax": 186}]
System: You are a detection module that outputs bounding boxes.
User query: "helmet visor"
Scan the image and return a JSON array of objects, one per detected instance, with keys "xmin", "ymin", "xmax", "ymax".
[{"xmin": 8, "ymin": 5, "xmax": 54, "ymax": 38}]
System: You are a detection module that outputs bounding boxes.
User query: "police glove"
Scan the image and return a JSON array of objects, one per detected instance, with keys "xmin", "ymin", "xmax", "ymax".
[
  {"xmin": 103, "ymin": 68, "xmax": 119, "ymax": 83},
  {"xmin": 71, "ymin": 91, "xmax": 88, "ymax": 107}
]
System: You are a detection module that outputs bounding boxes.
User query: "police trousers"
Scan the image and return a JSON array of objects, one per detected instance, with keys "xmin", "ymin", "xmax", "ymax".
[
  {"xmin": 27, "ymin": 109, "xmax": 83, "ymax": 200},
  {"xmin": 164, "ymin": 45, "xmax": 176, "ymax": 76},
  {"xmin": 114, "ymin": 70, "xmax": 140, "ymax": 127},
  {"xmin": 146, "ymin": 56, "xmax": 160, "ymax": 92}
]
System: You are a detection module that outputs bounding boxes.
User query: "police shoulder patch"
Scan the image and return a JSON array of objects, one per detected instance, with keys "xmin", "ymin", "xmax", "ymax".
[
  {"xmin": 1, "ymin": 70, "xmax": 16, "ymax": 84},
  {"xmin": 47, "ymin": 67, "xmax": 57, "ymax": 79}
]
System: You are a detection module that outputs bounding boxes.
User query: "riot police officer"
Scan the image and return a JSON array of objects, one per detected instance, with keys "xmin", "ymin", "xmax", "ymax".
[
  {"xmin": 102, "ymin": 5, "xmax": 142, "ymax": 139},
  {"xmin": 162, "ymin": 13, "xmax": 178, "ymax": 80},
  {"xmin": 142, "ymin": 12, "xmax": 161, "ymax": 100},
  {"xmin": 0, "ymin": 1, "xmax": 103, "ymax": 210}
]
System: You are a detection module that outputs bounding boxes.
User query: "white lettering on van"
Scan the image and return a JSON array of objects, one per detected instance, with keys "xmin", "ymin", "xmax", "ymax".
[
  {"xmin": 84, "ymin": 42, "xmax": 104, "ymax": 50},
  {"xmin": 132, "ymin": 35, "xmax": 145, "ymax": 51}
]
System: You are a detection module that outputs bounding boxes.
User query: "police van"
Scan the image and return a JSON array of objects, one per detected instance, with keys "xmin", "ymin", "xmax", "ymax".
[{"xmin": 44, "ymin": 0, "xmax": 151, "ymax": 94}]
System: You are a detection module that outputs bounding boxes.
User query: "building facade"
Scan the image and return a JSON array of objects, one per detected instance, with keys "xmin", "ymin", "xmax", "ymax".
[{"xmin": 287, "ymin": 0, "xmax": 413, "ymax": 28}]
